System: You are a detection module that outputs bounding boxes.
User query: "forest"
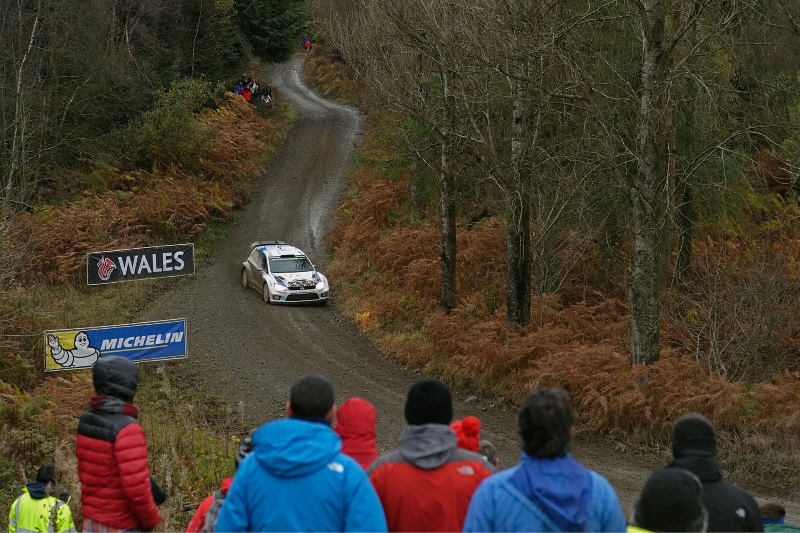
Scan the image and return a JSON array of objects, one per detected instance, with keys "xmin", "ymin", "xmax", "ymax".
[{"xmin": 307, "ymin": 0, "xmax": 800, "ymax": 490}]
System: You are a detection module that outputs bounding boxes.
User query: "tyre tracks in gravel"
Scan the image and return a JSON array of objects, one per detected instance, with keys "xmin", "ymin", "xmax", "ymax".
[{"xmin": 147, "ymin": 56, "xmax": 799, "ymax": 521}]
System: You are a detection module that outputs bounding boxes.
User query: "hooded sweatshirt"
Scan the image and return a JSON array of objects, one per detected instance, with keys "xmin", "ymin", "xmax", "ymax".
[
  {"xmin": 463, "ymin": 453, "xmax": 626, "ymax": 533},
  {"xmin": 668, "ymin": 413, "xmax": 763, "ymax": 532},
  {"xmin": 334, "ymin": 398, "xmax": 379, "ymax": 470},
  {"xmin": 9, "ymin": 483, "xmax": 76, "ymax": 533},
  {"xmin": 368, "ymin": 424, "xmax": 495, "ymax": 532},
  {"xmin": 213, "ymin": 418, "xmax": 387, "ymax": 532}
]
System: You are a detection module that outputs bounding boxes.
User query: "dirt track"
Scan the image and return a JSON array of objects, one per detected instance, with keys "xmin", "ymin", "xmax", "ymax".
[{"xmin": 150, "ymin": 57, "xmax": 798, "ymax": 521}]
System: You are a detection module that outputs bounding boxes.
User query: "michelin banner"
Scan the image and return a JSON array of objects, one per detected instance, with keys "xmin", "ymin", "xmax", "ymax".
[
  {"xmin": 87, "ymin": 243, "xmax": 195, "ymax": 285},
  {"xmin": 44, "ymin": 319, "xmax": 187, "ymax": 372}
]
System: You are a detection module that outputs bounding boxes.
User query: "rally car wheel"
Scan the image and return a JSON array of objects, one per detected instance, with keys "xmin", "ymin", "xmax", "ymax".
[
  {"xmin": 263, "ymin": 283, "xmax": 272, "ymax": 304},
  {"xmin": 241, "ymin": 269, "xmax": 249, "ymax": 289}
]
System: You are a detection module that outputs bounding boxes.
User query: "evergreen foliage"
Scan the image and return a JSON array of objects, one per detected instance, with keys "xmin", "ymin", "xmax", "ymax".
[{"xmin": 235, "ymin": 0, "xmax": 308, "ymax": 62}]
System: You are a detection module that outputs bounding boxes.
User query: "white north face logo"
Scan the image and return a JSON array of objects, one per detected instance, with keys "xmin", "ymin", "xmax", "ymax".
[
  {"xmin": 457, "ymin": 465, "xmax": 475, "ymax": 475},
  {"xmin": 328, "ymin": 462, "xmax": 344, "ymax": 473},
  {"xmin": 736, "ymin": 508, "xmax": 746, "ymax": 519}
]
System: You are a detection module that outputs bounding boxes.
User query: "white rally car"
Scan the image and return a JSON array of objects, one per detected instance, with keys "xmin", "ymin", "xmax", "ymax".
[{"xmin": 241, "ymin": 241, "xmax": 329, "ymax": 304}]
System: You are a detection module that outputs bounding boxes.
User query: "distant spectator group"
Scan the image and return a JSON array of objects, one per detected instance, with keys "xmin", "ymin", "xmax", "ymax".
[
  {"xmin": 8, "ymin": 358, "xmax": 799, "ymax": 533},
  {"xmin": 233, "ymin": 75, "xmax": 273, "ymax": 108}
]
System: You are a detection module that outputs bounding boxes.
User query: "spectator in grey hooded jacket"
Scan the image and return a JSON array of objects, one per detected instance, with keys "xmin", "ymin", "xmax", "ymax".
[{"xmin": 368, "ymin": 378, "xmax": 495, "ymax": 532}]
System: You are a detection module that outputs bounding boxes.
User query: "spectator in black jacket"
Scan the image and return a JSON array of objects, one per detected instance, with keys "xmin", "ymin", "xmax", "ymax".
[{"xmin": 668, "ymin": 412, "xmax": 763, "ymax": 532}]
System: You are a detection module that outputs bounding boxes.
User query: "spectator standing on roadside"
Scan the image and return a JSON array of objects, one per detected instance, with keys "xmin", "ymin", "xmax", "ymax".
[
  {"xmin": 463, "ymin": 387, "xmax": 626, "ymax": 533},
  {"xmin": 77, "ymin": 356, "xmax": 160, "ymax": 532},
  {"xmin": 628, "ymin": 467, "xmax": 709, "ymax": 533},
  {"xmin": 185, "ymin": 431, "xmax": 255, "ymax": 533},
  {"xmin": 368, "ymin": 378, "xmax": 495, "ymax": 532},
  {"xmin": 8, "ymin": 462, "xmax": 76, "ymax": 533},
  {"xmin": 667, "ymin": 413, "xmax": 762, "ymax": 532},
  {"xmin": 760, "ymin": 503, "xmax": 800, "ymax": 532},
  {"xmin": 334, "ymin": 397, "xmax": 379, "ymax": 470},
  {"xmin": 214, "ymin": 373, "xmax": 387, "ymax": 532}
]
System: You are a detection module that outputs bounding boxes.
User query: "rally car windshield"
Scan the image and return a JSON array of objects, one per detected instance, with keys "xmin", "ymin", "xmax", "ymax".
[{"xmin": 269, "ymin": 257, "xmax": 314, "ymax": 273}]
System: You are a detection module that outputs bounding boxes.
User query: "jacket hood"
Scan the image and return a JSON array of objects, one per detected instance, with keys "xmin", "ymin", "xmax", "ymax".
[
  {"xmin": 93, "ymin": 355, "xmax": 138, "ymax": 402},
  {"xmin": 509, "ymin": 453, "xmax": 593, "ymax": 532},
  {"xmin": 25, "ymin": 482, "xmax": 51, "ymax": 499},
  {"xmin": 334, "ymin": 398, "xmax": 378, "ymax": 469},
  {"xmin": 252, "ymin": 418, "xmax": 341, "ymax": 478},
  {"xmin": 669, "ymin": 455, "xmax": 723, "ymax": 483},
  {"xmin": 398, "ymin": 424, "xmax": 457, "ymax": 470}
]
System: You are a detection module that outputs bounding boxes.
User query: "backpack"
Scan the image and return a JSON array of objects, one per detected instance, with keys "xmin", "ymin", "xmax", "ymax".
[{"xmin": 200, "ymin": 490, "xmax": 226, "ymax": 533}]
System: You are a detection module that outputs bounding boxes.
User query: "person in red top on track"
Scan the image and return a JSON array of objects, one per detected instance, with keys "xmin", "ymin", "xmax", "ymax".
[
  {"xmin": 368, "ymin": 378, "xmax": 495, "ymax": 532},
  {"xmin": 334, "ymin": 397, "xmax": 379, "ymax": 470},
  {"xmin": 76, "ymin": 356, "xmax": 160, "ymax": 533}
]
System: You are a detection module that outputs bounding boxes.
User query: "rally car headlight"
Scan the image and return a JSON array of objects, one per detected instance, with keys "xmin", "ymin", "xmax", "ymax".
[
  {"xmin": 316, "ymin": 278, "xmax": 328, "ymax": 290},
  {"xmin": 273, "ymin": 282, "xmax": 288, "ymax": 292}
]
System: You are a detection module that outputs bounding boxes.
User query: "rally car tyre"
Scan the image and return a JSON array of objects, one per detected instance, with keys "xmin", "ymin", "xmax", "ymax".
[
  {"xmin": 263, "ymin": 282, "xmax": 272, "ymax": 304},
  {"xmin": 241, "ymin": 269, "xmax": 249, "ymax": 290}
]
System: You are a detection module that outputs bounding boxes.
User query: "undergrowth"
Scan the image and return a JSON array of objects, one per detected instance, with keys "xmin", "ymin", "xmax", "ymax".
[{"xmin": 0, "ymin": 77, "xmax": 296, "ymax": 530}]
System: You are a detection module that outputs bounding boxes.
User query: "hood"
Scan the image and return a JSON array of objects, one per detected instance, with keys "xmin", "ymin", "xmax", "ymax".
[
  {"xmin": 252, "ymin": 419, "xmax": 341, "ymax": 478},
  {"xmin": 398, "ymin": 424, "xmax": 457, "ymax": 470},
  {"xmin": 334, "ymin": 398, "xmax": 378, "ymax": 469},
  {"xmin": 271, "ymin": 271, "xmax": 320, "ymax": 285},
  {"xmin": 509, "ymin": 453, "xmax": 593, "ymax": 532},
  {"xmin": 25, "ymin": 482, "xmax": 52, "ymax": 500},
  {"xmin": 93, "ymin": 355, "xmax": 138, "ymax": 402},
  {"xmin": 672, "ymin": 413, "xmax": 717, "ymax": 459},
  {"xmin": 668, "ymin": 455, "xmax": 723, "ymax": 483}
]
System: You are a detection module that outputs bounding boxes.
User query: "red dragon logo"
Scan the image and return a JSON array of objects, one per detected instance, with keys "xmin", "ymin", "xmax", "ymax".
[{"xmin": 97, "ymin": 256, "xmax": 116, "ymax": 281}]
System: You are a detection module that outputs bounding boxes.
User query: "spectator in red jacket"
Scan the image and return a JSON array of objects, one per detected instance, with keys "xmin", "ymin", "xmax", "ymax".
[
  {"xmin": 185, "ymin": 430, "xmax": 255, "ymax": 533},
  {"xmin": 368, "ymin": 378, "xmax": 495, "ymax": 532},
  {"xmin": 334, "ymin": 397, "xmax": 379, "ymax": 470},
  {"xmin": 76, "ymin": 356, "xmax": 160, "ymax": 532}
]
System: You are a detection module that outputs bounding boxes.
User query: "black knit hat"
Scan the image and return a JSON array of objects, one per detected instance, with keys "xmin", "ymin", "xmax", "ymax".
[
  {"xmin": 633, "ymin": 467, "xmax": 706, "ymax": 532},
  {"xmin": 672, "ymin": 412, "xmax": 717, "ymax": 458},
  {"xmin": 404, "ymin": 378, "xmax": 453, "ymax": 425},
  {"xmin": 93, "ymin": 356, "xmax": 138, "ymax": 402}
]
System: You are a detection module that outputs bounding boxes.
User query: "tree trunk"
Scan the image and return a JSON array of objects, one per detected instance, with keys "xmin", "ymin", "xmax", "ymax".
[
  {"xmin": 506, "ymin": 70, "xmax": 532, "ymax": 327},
  {"xmin": 630, "ymin": 0, "xmax": 670, "ymax": 364},
  {"xmin": 438, "ymin": 64, "xmax": 457, "ymax": 312},
  {"xmin": 439, "ymin": 133, "xmax": 457, "ymax": 312}
]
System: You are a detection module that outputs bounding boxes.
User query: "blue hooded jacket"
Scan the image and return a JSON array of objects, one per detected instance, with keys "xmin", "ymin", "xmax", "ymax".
[
  {"xmin": 463, "ymin": 453, "xmax": 626, "ymax": 532},
  {"xmin": 214, "ymin": 418, "xmax": 387, "ymax": 532}
]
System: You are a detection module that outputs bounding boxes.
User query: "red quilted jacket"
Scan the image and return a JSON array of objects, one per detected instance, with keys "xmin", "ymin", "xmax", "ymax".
[{"xmin": 77, "ymin": 394, "xmax": 160, "ymax": 531}]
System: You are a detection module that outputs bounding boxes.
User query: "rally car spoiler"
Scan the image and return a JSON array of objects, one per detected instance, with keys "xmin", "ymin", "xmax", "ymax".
[{"xmin": 250, "ymin": 240, "xmax": 286, "ymax": 249}]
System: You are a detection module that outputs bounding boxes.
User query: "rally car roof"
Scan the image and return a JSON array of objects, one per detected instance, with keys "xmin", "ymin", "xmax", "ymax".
[{"xmin": 253, "ymin": 241, "xmax": 306, "ymax": 259}]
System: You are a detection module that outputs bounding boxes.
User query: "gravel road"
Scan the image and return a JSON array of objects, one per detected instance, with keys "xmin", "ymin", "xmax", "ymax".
[{"xmin": 150, "ymin": 56, "xmax": 798, "ymax": 522}]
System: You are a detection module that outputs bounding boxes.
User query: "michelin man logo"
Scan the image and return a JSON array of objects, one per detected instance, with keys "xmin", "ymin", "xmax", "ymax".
[{"xmin": 47, "ymin": 331, "xmax": 101, "ymax": 368}]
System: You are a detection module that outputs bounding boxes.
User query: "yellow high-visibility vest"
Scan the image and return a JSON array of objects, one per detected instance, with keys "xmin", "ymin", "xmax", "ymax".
[{"xmin": 8, "ymin": 488, "xmax": 76, "ymax": 533}]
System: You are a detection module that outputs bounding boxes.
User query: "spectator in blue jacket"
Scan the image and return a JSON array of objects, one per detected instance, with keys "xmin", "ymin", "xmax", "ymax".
[
  {"xmin": 214, "ymin": 373, "xmax": 387, "ymax": 532},
  {"xmin": 463, "ymin": 387, "xmax": 626, "ymax": 533}
]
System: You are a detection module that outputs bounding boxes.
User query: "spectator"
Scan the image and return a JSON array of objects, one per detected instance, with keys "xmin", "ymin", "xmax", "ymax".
[
  {"xmin": 214, "ymin": 373, "xmax": 387, "ymax": 532},
  {"xmin": 240, "ymin": 84, "xmax": 252, "ymax": 102},
  {"xmin": 667, "ymin": 413, "xmax": 762, "ymax": 532},
  {"xmin": 628, "ymin": 467, "xmax": 709, "ymax": 532},
  {"xmin": 479, "ymin": 439, "xmax": 500, "ymax": 468},
  {"xmin": 334, "ymin": 397, "xmax": 379, "ymax": 469},
  {"xmin": 77, "ymin": 356, "xmax": 160, "ymax": 532},
  {"xmin": 368, "ymin": 378, "xmax": 495, "ymax": 532},
  {"xmin": 185, "ymin": 431, "xmax": 255, "ymax": 532},
  {"xmin": 463, "ymin": 387, "xmax": 626, "ymax": 532},
  {"xmin": 450, "ymin": 416, "xmax": 481, "ymax": 452},
  {"xmin": 760, "ymin": 502, "xmax": 800, "ymax": 532},
  {"xmin": 8, "ymin": 462, "xmax": 75, "ymax": 533}
]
